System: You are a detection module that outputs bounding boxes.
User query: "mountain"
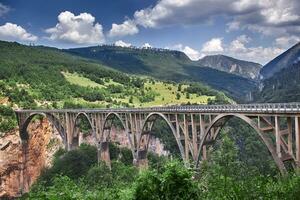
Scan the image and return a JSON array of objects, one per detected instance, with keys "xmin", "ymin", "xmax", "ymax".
[
  {"xmin": 0, "ymin": 40, "xmax": 230, "ymax": 111},
  {"xmin": 260, "ymin": 42, "xmax": 300, "ymax": 79},
  {"xmin": 255, "ymin": 42, "xmax": 300, "ymax": 102},
  {"xmin": 64, "ymin": 45, "xmax": 257, "ymax": 101},
  {"xmin": 256, "ymin": 61, "xmax": 300, "ymax": 102},
  {"xmin": 65, "ymin": 45, "xmax": 192, "ymax": 81},
  {"xmin": 196, "ymin": 55, "xmax": 262, "ymax": 80}
]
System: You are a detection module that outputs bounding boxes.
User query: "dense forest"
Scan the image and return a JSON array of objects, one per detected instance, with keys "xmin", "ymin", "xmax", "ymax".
[
  {"xmin": 256, "ymin": 61, "xmax": 300, "ymax": 102},
  {"xmin": 21, "ymin": 140, "xmax": 300, "ymax": 200}
]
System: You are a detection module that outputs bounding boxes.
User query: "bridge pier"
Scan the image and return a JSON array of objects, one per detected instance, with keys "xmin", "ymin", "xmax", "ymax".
[
  {"xmin": 99, "ymin": 141, "xmax": 111, "ymax": 169},
  {"xmin": 296, "ymin": 116, "xmax": 300, "ymax": 168}
]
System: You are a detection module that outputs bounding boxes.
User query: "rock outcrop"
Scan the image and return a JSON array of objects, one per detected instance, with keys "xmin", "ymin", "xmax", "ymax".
[
  {"xmin": 0, "ymin": 120, "xmax": 168, "ymax": 198},
  {"xmin": 0, "ymin": 118, "xmax": 63, "ymax": 198}
]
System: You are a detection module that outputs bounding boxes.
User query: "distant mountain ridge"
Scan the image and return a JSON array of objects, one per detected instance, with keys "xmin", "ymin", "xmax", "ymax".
[
  {"xmin": 65, "ymin": 45, "xmax": 257, "ymax": 101},
  {"xmin": 260, "ymin": 42, "xmax": 300, "ymax": 79},
  {"xmin": 196, "ymin": 55, "xmax": 262, "ymax": 80}
]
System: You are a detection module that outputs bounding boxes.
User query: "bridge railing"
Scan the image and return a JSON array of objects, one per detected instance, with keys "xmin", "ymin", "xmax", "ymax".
[{"xmin": 14, "ymin": 103, "xmax": 300, "ymax": 114}]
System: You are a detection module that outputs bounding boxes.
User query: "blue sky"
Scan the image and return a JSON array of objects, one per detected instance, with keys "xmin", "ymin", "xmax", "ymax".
[{"xmin": 0, "ymin": 0, "xmax": 299, "ymax": 64}]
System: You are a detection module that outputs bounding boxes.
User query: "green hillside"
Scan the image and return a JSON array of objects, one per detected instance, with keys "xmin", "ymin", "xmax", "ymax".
[
  {"xmin": 65, "ymin": 45, "xmax": 257, "ymax": 101},
  {"xmin": 0, "ymin": 41, "xmax": 230, "ymax": 133}
]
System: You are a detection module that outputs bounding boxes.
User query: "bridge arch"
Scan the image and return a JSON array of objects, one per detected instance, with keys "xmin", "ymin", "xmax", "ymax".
[
  {"xmin": 196, "ymin": 113, "xmax": 287, "ymax": 174},
  {"xmin": 137, "ymin": 112, "xmax": 185, "ymax": 164},
  {"xmin": 101, "ymin": 112, "xmax": 135, "ymax": 160},
  {"xmin": 20, "ymin": 112, "xmax": 67, "ymax": 148},
  {"xmin": 72, "ymin": 112, "xmax": 96, "ymax": 149}
]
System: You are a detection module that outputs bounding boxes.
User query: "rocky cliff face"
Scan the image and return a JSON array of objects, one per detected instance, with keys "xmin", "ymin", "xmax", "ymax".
[
  {"xmin": 0, "ymin": 118, "xmax": 63, "ymax": 198},
  {"xmin": 0, "ymin": 120, "xmax": 168, "ymax": 198},
  {"xmin": 197, "ymin": 54, "xmax": 262, "ymax": 80}
]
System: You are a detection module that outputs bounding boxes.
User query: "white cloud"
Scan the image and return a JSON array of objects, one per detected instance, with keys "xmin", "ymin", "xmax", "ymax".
[
  {"xmin": 169, "ymin": 34, "xmax": 284, "ymax": 64},
  {"xmin": 274, "ymin": 36, "xmax": 300, "ymax": 48},
  {"xmin": 142, "ymin": 43, "xmax": 152, "ymax": 48},
  {"xmin": 201, "ymin": 38, "xmax": 224, "ymax": 53},
  {"xmin": 0, "ymin": 23, "xmax": 38, "ymax": 42},
  {"xmin": 173, "ymin": 44, "xmax": 204, "ymax": 61},
  {"xmin": 226, "ymin": 35, "xmax": 284, "ymax": 64},
  {"xmin": 114, "ymin": 40, "xmax": 132, "ymax": 47},
  {"xmin": 0, "ymin": 3, "xmax": 9, "ymax": 17},
  {"xmin": 46, "ymin": 11, "xmax": 105, "ymax": 45},
  {"xmin": 229, "ymin": 0, "xmax": 300, "ymax": 38},
  {"xmin": 122, "ymin": 0, "xmax": 300, "ymax": 39},
  {"xmin": 108, "ymin": 20, "xmax": 139, "ymax": 37}
]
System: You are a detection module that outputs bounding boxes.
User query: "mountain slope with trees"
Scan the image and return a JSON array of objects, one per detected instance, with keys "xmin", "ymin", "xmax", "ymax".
[
  {"xmin": 65, "ymin": 45, "xmax": 257, "ymax": 101},
  {"xmin": 256, "ymin": 42, "xmax": 300, "ymax": 102}
]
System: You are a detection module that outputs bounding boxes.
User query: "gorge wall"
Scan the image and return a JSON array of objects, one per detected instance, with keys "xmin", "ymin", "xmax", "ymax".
[
  {"xmin": 0, "ymin": 119, "xmax": 169, "ymax": 198},
  {"xmin": 0, "ymin": 118, "xmax": 63, "ymax": 198}
]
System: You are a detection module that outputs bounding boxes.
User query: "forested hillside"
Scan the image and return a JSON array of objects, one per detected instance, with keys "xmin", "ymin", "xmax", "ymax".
[
  {"xmin": 256, "ymin": 61, "xmax": 300, "ymax": 102},
  {"xmin": 65, "ymin": 45, "xmax": 257, "ymax": 100},
  {"xmin": 0, "ymin": 41, "xmax": 229, "ymax": 134}
]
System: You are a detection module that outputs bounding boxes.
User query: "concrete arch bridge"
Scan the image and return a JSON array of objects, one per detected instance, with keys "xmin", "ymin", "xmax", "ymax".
[{"xmin": 15, "ymin": 103, "xmax": 300, "ymax": 174}]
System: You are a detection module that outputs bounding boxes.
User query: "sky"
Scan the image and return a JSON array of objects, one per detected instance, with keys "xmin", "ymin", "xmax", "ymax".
[{"xmin": 0, "ymin": 0, "xmax": 299, "ymax": 64}]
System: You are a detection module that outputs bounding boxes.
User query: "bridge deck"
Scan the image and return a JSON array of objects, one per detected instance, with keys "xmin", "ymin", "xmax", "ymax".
[{"xmin": 15, "ymin": 103, "xmax": 300, "ymax": 114}]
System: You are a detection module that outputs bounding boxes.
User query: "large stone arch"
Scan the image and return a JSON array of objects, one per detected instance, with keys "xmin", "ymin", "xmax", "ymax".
[
  {"xmin": 72, "ymin": 112, "xmax": 96, "ymax": 148},
  {"xmin": 137, "ymin": 112, "xmax": 185, "ymax": 164},
  {"xmin": 20, "ymin": 112, "xmax": 67, "ymax": 148},
  {"xmin": 100, "ymin": 112, "xmax": 135, "ymax": 162},
  {"xmin": 196, "ymin": 113, "xmax": 287, "ymax": 174}
]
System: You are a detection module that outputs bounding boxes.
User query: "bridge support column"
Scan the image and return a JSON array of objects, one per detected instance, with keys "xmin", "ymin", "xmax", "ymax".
[
  {"xmin": 296, "ymin": 116, "xmax": 300, "ymax": 168},
  {"xmin": 137, "ymin": 150, "xmax": 148, "ymax": 169},
  {"xmin": 275, "ymin": 116, "xmax": 282, "ymax": 158},
  {"xmin": 183, "ymin": 114, "xmax": 190, "ymax": 166},
  {"xmin": 99, "ymin": 141, "xmax": 111, "ymax": 169},
  {"xmin": 65, "ymin": 112, "xmax": 73, "ymax": 151}
]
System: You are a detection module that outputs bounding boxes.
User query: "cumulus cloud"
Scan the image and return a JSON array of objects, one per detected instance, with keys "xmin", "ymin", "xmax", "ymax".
[
  {"xmin": 173, "ymin": 44, "xmax": 204, "ymax": 61},
  {"xmin": 108, "ymin": 20, "xmax": 139, "ymax": 37},
  {"xmin": 114, "ymin": 40, "xmax": 132, "ymax": 47},
  {"xmin": 201, "ymin": 38, "xmax": 224, "ymax": 53},
  {"xmin": 0, "ymin": 3, "xmax": 10, "ymax": 17},
  {"xmin": 169, "ymin": 34, "xmax": 285, "ymax": 64},
  {"xmin": 228, "ymin": 0, "xmax": 300, "ymax": 38},
  {"xmin": 226, "ymin": 35, "xmax": 284, "ymax": 64},
  {"xmin": 142, "ymin": 43, "xmax": 152, "ymax": 48},
  {"xmin": 274, "ymin": 36, "xmax": 300, "ymax": 49},
  {"xmin": 46, "ymin": 11, "xmax": 105, "ymax": 45},
  {"xmin": 119, "ymin": 0, "xmax": 300, "ymax": 39},
  {"xmin": 0, "ymin": 23, "xmax": 38, "ymax": 42}
]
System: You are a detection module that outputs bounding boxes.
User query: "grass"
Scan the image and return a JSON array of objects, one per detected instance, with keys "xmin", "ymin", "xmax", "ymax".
[
  {"xmin": 62, "ymin": 72, "xmax": 215, "ymax": 107},
  {"xmin": 62, "ymin": 72, "xmax": 122, "ymax": 89},
  {"xmin": 62, "ymin": 72, "xmax": 104, "ymax": 88}
]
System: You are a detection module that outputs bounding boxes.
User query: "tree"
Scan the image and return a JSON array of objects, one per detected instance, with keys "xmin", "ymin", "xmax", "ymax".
[
  {"xmin": 177, "ymin": 84, "xmax": 182, "ymax": 91},
  {"xmin": 134, "ymin": 160, "xmax": 200, "ymax": 200},
  {"xmin": 186, "ymin": 92, "xmax": 190, "ymax": 99},
  {"xmin": 176, "ymin": 93, "xmax": 181, "ymax": 100},
  {"xmin": 129, "ymin": 96, "xmax": 133, "ymax": 104}
]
